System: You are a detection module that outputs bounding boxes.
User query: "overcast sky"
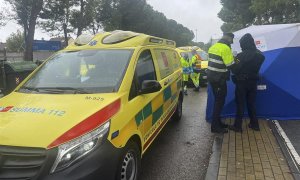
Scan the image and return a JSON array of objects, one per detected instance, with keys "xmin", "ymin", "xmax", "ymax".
[
  {"xmin": 147, "ymin": 0, "xmax": 223, "ymax": 43},
  {"xmin": 0, "ymin": 0, "xmax": 223, "ymax": 43}
]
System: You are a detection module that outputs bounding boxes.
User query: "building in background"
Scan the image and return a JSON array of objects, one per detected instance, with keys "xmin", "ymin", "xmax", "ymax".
[
  {"xmin": 50, "ymin": 37, "xmax": 74, "ymax": 48},
  {"xmin": 33, "ymin": 40, "xmax": 61, "ymax": 51}
]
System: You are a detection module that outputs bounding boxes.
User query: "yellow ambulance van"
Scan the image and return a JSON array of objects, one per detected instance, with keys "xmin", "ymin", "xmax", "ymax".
[{"xmin": 0, "ymin": 30, "xmax": 183, "ymax": 180}]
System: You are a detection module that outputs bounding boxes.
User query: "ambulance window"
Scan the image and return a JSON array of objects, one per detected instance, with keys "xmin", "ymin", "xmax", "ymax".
[
  {"xmin": 180, "ymin": 52, "xmax": 187, "ymax": 58},
  {"xmin": 19, "ymin": 49, "xmax": 133, "ymax": 94},
  {"xmin": 136, "ymin": 50, "xmax": 156, "ymax": 86},
  {"xmin": 129, "ymin": 50, "xmax": 156, "ymax": 100},
  {"xmin": 187, "ymin": 52, "xmax": 193, "ymax": 61},
  {"xmin": 154, "ymin": 49, "xmax": 174, "ymax": 79},
  {"xmin": 170, "ymin": 50, "xmax": 180, "ymax": 70},
  {"xmin": 129, "ymin": 74, "xmax": 138, "ymax": 101}
]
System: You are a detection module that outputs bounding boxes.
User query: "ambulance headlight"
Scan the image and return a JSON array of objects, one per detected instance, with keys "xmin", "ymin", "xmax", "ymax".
[{"xmin": 51, "ymin": 121, "xmax": 110, "ymax": 173}]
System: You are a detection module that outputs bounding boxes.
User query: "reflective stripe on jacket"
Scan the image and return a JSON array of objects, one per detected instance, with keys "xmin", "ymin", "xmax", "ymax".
[
  {"xmin": 207, "ymin": 41, "xmax": 234, "ymax": 82},
  {"xmin": 190, "ymin": 55, "xmax": 201, "ymax": 73},
  {"xmin": 180, "ymin": 57, "xmax": 192, "ymax": 74}
]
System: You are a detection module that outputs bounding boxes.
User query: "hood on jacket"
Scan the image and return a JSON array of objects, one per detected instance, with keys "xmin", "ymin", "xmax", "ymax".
[
  {"xmin": 239, "ymin": 33, "xmax": 256, "ymax": 51},
  {"xmin": 232, "ymin": 33, "xmax": 265, "ymax": 78}
]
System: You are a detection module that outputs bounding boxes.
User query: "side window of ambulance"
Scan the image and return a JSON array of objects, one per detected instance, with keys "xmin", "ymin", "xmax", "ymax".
[
  {"xmin": 170, "ymin": 50, "xmax": 180, "ymax": 70},
  {"xmin": 136, "ymin": 50, "xmax": 157, "ymax": 86},
  {"xmin": 129, "ymin": 50, "xmax": 156, "ymax": 100},
  {"xmin": 154, "ymin": 49, "xmax": 174, "ymax": 79}
]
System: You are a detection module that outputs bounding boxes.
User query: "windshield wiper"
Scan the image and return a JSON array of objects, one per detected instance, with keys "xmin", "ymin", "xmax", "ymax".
[
  {"xmin": 18, "ymin": 86, "xmax": 40, "ymax": 92},
  {"xmin": 37, "ymin": 87, "xmax": 89, "ymax": 94}
]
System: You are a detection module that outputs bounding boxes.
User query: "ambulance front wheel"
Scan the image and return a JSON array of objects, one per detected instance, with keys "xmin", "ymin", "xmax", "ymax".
[
  {"xmin": 172, "ymin": 94, "xmax": 183, "ymax": 121},
  {"xmin": 116, "ymin": 141, "xmax": 141, "ymax": 180}
]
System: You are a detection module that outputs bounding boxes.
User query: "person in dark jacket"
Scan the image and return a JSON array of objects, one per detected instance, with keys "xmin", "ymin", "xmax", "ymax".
[{"xmin": 229, "ymin": 33, "xmax": 265, "ymax": 132}]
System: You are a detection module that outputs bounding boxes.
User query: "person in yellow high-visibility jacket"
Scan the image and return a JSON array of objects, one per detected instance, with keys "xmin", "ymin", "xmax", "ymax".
[
  {"xmin": 190, "ymin": 49, "xmax": 202, "ymax": 91},
  {"xmin": 180, "ymin": 53, "xmax": 192, "ymax": 95},
  {"xmin": 207, "ymin": 32, "xmax": 235, "ymax": 133}
]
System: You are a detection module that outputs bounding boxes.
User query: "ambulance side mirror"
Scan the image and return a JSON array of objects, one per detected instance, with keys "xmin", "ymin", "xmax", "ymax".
[{"xmin": 139, "ymin": 80, "xmax": 162, "ymax": 95}]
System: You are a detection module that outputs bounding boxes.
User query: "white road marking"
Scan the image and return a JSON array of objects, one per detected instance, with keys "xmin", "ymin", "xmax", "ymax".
[{"xmin": 273, "ymin": 120, "xmax": 300, "ymax": 167}]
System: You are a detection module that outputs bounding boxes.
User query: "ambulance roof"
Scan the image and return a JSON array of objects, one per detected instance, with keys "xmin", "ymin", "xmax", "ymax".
[
  {"xmin": 65, "ymin": 30, "xmax": 176, "ymax": 50},
  {"xmin": 176, "ymin": 46, "xmax": 202, "ymax": 51}
]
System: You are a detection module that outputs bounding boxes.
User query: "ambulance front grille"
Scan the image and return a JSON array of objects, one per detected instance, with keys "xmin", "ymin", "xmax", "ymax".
[{"xmin": 0, "ymin": 145, "xmax": 46, "ymax": 180}]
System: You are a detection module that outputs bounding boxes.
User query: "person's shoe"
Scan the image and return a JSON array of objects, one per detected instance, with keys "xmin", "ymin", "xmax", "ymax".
[
  {"xmin": 220, "ymin": 123, "xmax": 228, "ymax": 128},
  {"xmin": 228, "ymin": 125, "xmax": 243, "ymax": 133},
  {"xmin": 248, "ymin": 123, "xmax": 260, "ymax": 131},
  {"xmin": 211, "ymin": 127, "xmax": 228, "ymax": 133}
]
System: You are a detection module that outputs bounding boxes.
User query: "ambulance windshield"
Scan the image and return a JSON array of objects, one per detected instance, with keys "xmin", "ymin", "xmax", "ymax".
[{"xmin": 19, "ymin": 49, "xmax": 133, "ymax": 94}]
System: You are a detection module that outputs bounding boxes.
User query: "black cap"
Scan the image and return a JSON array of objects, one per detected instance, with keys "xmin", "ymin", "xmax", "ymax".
[{"xmin": 223, "ymin": 32, "xmax": 235, "ymax": 38}]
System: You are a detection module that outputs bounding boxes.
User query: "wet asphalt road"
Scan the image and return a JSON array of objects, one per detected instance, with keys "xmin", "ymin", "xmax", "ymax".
[
  {"xmin": 279, "ymin": 121, "xmax": 300, "ymax": 157},
  {"xmin": 141, "ymin": 87, "xmax": 214, "ymax": 180}
]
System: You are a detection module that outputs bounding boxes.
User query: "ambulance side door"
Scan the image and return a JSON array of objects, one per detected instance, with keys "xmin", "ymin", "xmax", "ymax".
[
  {"xmin": 128, "ymin": 49, "xmax": 160, "ymax": 145},
  {"xmin": 151, "ymin": 48, "xmax": 179, "ymax": 124}
]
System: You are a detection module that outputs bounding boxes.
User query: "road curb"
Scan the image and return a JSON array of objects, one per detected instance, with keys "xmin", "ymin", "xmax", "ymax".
[
  {"xmin": 205, "ymin": 134, "xmax": 223, "ymax": 180},
  {"xmin": 268, "ymin": 120, "xmax": 300, "ymax": 180}
]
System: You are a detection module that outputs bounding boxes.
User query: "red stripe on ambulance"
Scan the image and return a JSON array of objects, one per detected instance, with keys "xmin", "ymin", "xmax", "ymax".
[
  {"xmin": 0, "ymin": 106, "xmax": 14, "ymax": 112},
  {"xmin": 47, "ymin": 99, "xmax": 121, "ymax": 149}
]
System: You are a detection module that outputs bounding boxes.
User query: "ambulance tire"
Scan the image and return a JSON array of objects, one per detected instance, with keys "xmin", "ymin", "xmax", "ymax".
[
  {"xmin": 116, "ymin": 141, "xmax": 141, "ymax": 180},
  {"xmin": 172, "ymin": 94, "xmax": 183, "ymax": 121}
]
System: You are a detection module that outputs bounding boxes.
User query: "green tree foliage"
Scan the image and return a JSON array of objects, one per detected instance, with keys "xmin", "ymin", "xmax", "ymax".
[
  {"xmin": 190, "ymin": 41, "xmax": 205, "ymax": 51},
  {"xmin": 69, "ymin": 0, "xmax": 99, "ymax": 36},
  {"xmin": 87, "ymin": 0, "xmax": 107, "ymax": 34},
  {"xmin": 96, "ymin": 0, "xmax": 194, "ymax": 46},
  {"xmin": 219, "ymin": 0, "xmax": 255, "ymax": 32},
  {"xmin": 250, "ymin": 0, "xmax": 300, "ymax": 24},
  {"xmin": 6, "ymin": 30, "xmax": 24, "ymax": 52},
  {"xmin": 190, "ymin": 40, "xmax": 212, "ymax": 52},
  {"xmin": 39, "ymin": 0, "xmax": 77, "ymax": 45},
  {"xmin": 219, "ymin": 0, "xmax": 300, "ymax": 32},
  {"xmin": 0, "ymin": 6, "xmax": 13, "ymax": 28},
  {"xmin": 5, "ymin": 0, "xmax": 44, "ymax": 61},
  {"xmin": 40, "ymin": 0, "xmax": 98, "ymax": 40},
  {"xmin": 25, "ymin": 0, "xmax": 193, "ymax": 48},
  {"xmin": 92, "ymin": 0, "xmax": 120, "ymax": 31},
  {"xmin": 0, "ymin": 11, "xmax": 7, "ymax": 27}
]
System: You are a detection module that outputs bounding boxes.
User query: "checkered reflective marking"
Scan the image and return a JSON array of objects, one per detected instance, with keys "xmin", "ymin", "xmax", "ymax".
[
  {"xmin": 134, "ymin": 78, "xmax": 181, "ymax": 129},
  {"xmin": 15, "ymin": 77, "xmax": 20, "ymax": 84}
]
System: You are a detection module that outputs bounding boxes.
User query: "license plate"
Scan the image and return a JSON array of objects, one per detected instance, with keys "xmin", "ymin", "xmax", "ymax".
[{"xmin": 202, "ymin": 76, "xmax": 207, "ymax": 79}]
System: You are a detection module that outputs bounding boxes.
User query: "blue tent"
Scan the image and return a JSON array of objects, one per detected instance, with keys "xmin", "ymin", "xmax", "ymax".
[{"xmin": 206, "ymin": 23, "xmax": 300, "ymax": 121}]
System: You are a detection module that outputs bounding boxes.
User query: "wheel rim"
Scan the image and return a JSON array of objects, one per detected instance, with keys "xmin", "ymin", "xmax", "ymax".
[{"xmin": 120, "ymin": 151, "xmax": 136, "ymax": 180}]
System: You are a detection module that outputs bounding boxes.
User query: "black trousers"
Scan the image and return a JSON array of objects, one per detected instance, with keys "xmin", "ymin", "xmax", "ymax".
[
  {"xmin": 210, "ymin": 81, "xmax": 227, "ymax": 129},
  {"xmin": 234, "ymin": 80, "xmax": 258, "ymax": 129}
]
